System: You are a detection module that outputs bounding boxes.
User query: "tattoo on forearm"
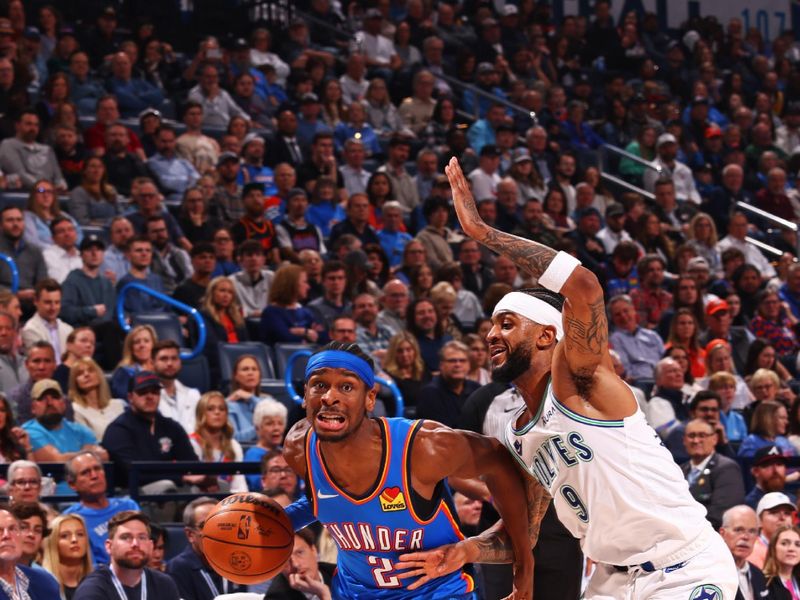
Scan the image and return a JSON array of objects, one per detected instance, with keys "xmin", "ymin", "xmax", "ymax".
[
  {"xmin": 481, "ymin": 229, "xmax": 557, "ymax": 278},
  {"xmin": 473, "ymin": 478, "xmax": 551, "ymax": 564}
]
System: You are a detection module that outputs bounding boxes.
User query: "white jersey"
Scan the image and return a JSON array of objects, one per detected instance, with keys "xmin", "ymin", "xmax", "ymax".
[{"xmin": 504, "ymin": 379, "xmax": 711, "ymax": 567}]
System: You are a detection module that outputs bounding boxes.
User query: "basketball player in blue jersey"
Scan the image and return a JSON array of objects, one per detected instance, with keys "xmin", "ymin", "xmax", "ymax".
[
  {"xmin": 396, "ymin": 158, "xmax": 739, "ymax": 599},
  {"xmin": 282, "ymin": 341, "xmax": 535, "ymax": 599}
]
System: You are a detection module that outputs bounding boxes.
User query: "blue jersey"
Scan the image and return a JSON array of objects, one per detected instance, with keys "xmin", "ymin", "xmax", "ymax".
[{"xmin": 306, "ymin": 417, "xmax": 475, "ymax": 599}]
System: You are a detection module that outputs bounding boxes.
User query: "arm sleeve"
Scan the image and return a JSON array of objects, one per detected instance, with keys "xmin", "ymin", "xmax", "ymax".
[
  {"xmin": 286, "ymin": 496, "xmax": 317, "ymax": 530},
  {"xmin": 68, "ymin": 189, "xmax": 91, "ymax": 225},
  {"xmin": 60, "ymin": 278, "xmax": 96, "ymax": 326}
]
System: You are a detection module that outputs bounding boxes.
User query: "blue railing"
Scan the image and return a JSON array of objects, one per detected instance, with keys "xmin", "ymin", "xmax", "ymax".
[
  {"xmin": 284, "ymin": 349, "xmax": 405, "ymax": 417},
  {"xmin": 115, "ymin": 282, "xmax": 207, "ymax": 360},
  {"xmin": 0, "ymin": 253, "xmax": 19, "ymax": 293}
]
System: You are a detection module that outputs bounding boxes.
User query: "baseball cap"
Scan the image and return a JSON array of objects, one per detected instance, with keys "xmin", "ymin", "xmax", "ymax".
[
  {"xmin": 605, "ymin": 203, "xmax": 625, "ymax": 218},
  {"xmin": 0, "ymin": 19, "xmax": 14, "ymax": 36},
  {"xmin": 502, "ymin": 4, "xmax": 519, "ymax": 16},
  {"xmin": 756, "ymin": 491, "xmax": 794, "ymax": 516},
  {"xmin": 576, "ymin": 206, "xmax": 601, "ymax": 221},
  {"xmin": 480, "ymin": 144, "xmax": 500, "ymax": 157},
  {"xmin": 79, "ymin": 234, "xmax": 106, "ymax": 252},
  {"xmin": 22, "ymin": 27, "xmax": 41, "ymax": 41},
  {"xmin": 705, "ymin": 299, "xmax": 730, "ymax": 316},
  {"xmin": 129, "ymin": 371, "xmax": 163, "ymax": 393},
  {"xmin": 512, "ymin": 147, "xmax": 532, "ymax": 164},
  {"xmin": 686, "ymin": 256, "xmax": 710, "ymax": 272},
  {"xmin": 300, "ymin": 92, "xmax": 319, "ymax": 104},
  {"xmin": 138, "ymin": 108, "xmax": 162, "ymax": 121},
  {"xmin": 287, "ymin": 187, "xmax": 308, "ymax": 200},
  {"xmin": 753, "ymin": 446, "xmax": 787, "ymax": 467},
  {"xmin": 365, "ymin": 8, "xmax": 383, "ymax": 19},
  {"xmin": 477, "ymin": 62, "xmax": 497, "ymax": 75},
  {"xmin": 242, "ymin": 182, "xmax": 265, "ymax": 196},
  {"xmin": 31, "ymin": 379, "xmax": 62, "ymax": 400},
  {"xmin": 704, "ymin": 338, "xmax": 730, "ymax": 355},
  {"xmin": 243, "ymin": 132, "xmax": 265, "ymax": 147},
  {"xmin": 216, "ymin": 151, "xmax": 239, "ymax": 167},
  {"xmin": 100, "ymin": 6, "xmax": 117, "ymax": 19},
  {"xmin": 704, "ymin": 124, "xmax": 722, "ymax": 139},
  {"xmin": 657, "ymin": 133, "xmax": 677, "ymax": 147},
  {"xmin": 691, "ymin": 95, "xmax": 710, "ymax": 106}
]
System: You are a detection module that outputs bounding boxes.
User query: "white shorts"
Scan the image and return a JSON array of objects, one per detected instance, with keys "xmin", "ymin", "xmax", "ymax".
[{"xmin": 585, "ymin": 532, "xmax": 738, "ymax": 600}]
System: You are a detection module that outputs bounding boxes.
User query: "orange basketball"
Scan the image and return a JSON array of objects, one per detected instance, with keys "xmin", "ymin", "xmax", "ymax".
[{"xmin": 201, "ymin": 493, "xmax": 294, "ymax": 584}]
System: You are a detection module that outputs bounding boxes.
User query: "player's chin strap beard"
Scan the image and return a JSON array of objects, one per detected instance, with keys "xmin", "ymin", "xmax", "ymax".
[{"xmin": 493, "ymin": 292, "xmax": 564, "ymax": 341}]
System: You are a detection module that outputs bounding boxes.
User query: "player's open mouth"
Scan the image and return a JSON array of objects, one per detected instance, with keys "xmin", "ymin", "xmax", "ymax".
[
  {"xmin": 489, "ymin": 346, "xmax": 506, "ymax": 362},
  {"xmin": 317, "ymin": 413, "xmax": 346, "ymax": 431}
]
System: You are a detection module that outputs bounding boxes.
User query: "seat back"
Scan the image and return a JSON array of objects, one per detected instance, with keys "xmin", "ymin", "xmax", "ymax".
[
  {"xmin": 131, "ymin": 313, "xmax": 184, "ymax": 345},
  {"xmin": 273, "ymin": 343, "xmax": 315, "ymax": 380},
  {"xmin": 177, "ymin": 353, "xmax": 210, "ymax": 393},
  {"xmin": 162, "ymin": 522, "xmax": 189, "ymax": 561},
  {"xmin": 218, "ymin": 342, "xmax": 276, "ymax": 392}
]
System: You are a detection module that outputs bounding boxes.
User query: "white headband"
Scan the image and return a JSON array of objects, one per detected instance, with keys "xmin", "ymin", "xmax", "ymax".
[{"xmin": 493, "ymin": 292, "xmax": 564, "ymax": 340}]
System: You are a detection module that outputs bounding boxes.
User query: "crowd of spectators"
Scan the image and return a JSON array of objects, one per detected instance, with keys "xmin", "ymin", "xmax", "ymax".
[{"xmin": 0, "ymin": 0, "xmax": 797, "ymax": 597}]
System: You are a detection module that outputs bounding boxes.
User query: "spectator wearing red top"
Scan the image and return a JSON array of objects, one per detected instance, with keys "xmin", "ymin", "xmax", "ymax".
[
  {"xmin": 629, "ymin": 254, "xmax": 673, "ymax": 329},
  {"xmin": 231, "ymin": 182, "xmax": 280, "ymax": 265},
  {"xmin": 83, "ymin": 96, "xmax": 145, "ymax": 161},
  {"xmin": 749, "ymin": 290, "xmax": 800, "ymax": 360},
  {"xmin": 754, "ymin": 168, "xmax": 795, "ymax": 223}
]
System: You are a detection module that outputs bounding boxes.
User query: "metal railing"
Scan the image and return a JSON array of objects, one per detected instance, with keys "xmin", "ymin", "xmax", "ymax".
[
  {"xmin": 601, "ymin": 144, "xmax": 662, "ymax": 174},
  {"xmin": 599, "ymin": 172, "xmax": 656, "ymax": 201},
  {"xmin": 115, "ymin": 282, "xmax": 207, "ymax": 360},
  {"xmin": 284, "ymin": 349, "xmax": 405, "ymax": 417},
  {"xmin": 127, "ymin": 461, "xmax": 262, "ymax": 503},
  {"xmin": 735, "ymin": 201, "xmax": 799, "ymax": 232},
  {"xmin": 435, "ymin": 72, "xmax": 535, "ymax": 122},
  {"xmin": 745, "ymin": 236, "xmax": 785, "ymax": 257},
  {"xmin": 0, "ymin": 253, "xmax": 18, "ymax": 293}
]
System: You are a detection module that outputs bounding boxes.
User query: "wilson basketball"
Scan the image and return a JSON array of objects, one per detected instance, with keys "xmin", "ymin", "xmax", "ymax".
[{"xmin": 202, "ymin": 493, "xmax": 294, "ymax": 584}]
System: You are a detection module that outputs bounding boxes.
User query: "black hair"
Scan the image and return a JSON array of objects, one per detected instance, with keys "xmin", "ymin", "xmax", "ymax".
[
  {"xmin": 690, "ymin": 390, "xmax": 721, "ymax": 411},
  {"xmin": 313, "ymin": 341, "xmax": 375, "ymax": 372},
  {"xmin": 517, "ymin": 287, "xmax": 565, "ymax": 312},
  {"xmin": 190, "ymin": 242, "xmax": 215, "ymax": 257}
]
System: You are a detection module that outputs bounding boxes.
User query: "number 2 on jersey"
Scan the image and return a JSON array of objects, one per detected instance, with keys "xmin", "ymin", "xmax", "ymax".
[
  {"xmin": 560, "ymin": 485, "xmax": 589, "ymax": 522},
  {"xmin": 367, "ymin": 556, "xmax": 401, "ymax": 588}
]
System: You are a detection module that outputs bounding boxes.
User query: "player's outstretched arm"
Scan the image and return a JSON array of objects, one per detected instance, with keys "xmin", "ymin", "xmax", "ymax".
[
  {"xmin": 396, "ymin": 423, "xmax": 536, "ymax": 598},
  {"xmin": 447, "ymin": 157, "xmax": 621, "ymax": 403}
]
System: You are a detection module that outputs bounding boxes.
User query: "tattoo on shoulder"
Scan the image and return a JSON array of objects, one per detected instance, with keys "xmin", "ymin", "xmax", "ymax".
[{"xmin": 482, "ymin": 229, "xmax": 557, "ymax": 277}]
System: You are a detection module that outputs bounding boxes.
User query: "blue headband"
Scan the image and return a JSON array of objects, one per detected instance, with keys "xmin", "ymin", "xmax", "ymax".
[{"xmin": 304, "ymin": 350, "xmax": 375, "ymax": 388}]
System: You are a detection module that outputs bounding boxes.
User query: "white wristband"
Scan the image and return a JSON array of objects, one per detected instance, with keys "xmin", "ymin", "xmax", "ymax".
[{"xmin": 538, "ymin": 251, "xmax": 581, "ymax": 293}]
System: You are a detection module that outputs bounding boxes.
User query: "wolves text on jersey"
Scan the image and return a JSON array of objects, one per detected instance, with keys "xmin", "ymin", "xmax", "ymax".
[{"xmin": 528, "ymin": 432, "xmax": 594, "ymax": 489}]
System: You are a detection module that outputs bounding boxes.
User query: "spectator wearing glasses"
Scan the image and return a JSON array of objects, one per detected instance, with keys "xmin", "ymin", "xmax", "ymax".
[
  {"xmin": 416, "ymin": 341, "xmax": 479, "ymax": 428},
  {"xmin": 23, "ymin": 179, "xmax": 82, "ymax": 249},
  {"xmin": 0, "ymin": 507, "xmax": 60, "ymax": 598},
  {"xmin": 259, "ymin": 449, "xmax": 298, "ymax": 499},
  {"xmin": 73, "ymin": 510, "xmax": 180, "ymax": 599},
  {"xmin": 680, "ymin": 418, "xmax": 745, "ymax": 529},
  {"xmin": 210, "ymin": 228, "xmax": 239, "ymax": 277}
]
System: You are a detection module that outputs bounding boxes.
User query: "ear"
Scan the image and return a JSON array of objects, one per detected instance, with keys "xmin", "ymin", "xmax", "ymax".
[
  {"xmin": 365, "ymin": 384, "xmax": 378, "ymax": 412},
  {"xmin": 534, "ymin": 324, "xmax": 558, "ymax": 349},
  {"xmin": 105, "ymin": 538, "xmax": 112, "ymax": 554}
]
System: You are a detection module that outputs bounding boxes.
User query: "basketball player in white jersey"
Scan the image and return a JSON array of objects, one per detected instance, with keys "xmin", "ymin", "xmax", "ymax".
[{"xmin": 396, "ymin": 158, "xmax": 738, "ymax": 599}]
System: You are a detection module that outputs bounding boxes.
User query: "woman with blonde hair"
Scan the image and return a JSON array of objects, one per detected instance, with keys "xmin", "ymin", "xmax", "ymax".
[
  {"xmin": 193, "ymin": 276, "xmax": 248, "ymax": 385},
  {"xmin": 430, "ymin": 281, "xmax": 463, "ymax": 341},
  {"xmin": 189, "ymin": 391, "xmax": 248, "ymax": 493},
  {"xmin": 243, "ymin": 398, "xmax": 288, "ymax": 490},
  {"xmin": 739, "ymin": 399, "xmax": 796, "ymax": 457},
  {"xmin": 23, "ymin": 178, "xmax": 82, "ymax": 248},
  {"xmin": 69, "ymin": 357, "xmax": 125, "ymax": 439},
  {"xmin": 763, "ymin": 525, "xmax": 800, "ymax": 598},
  {"xmin": 699, "ymin": 341, "xmax": 753, "ymax": 411},
  {"xmin": 685, "ymin": 212, "xmax": 721, "ymax": 276},
  {"xmin": 382, "ymin": 332, "xmax": 430, "ymax": 412},
  {"xmin": 110, "ymin": 325, "xmax": 157, "ymax": 399},
  {"xmin": 53, "ymin": 327, "xmax": 95, "ymax": 392},
  {"xmin": 42, "ymin": 513, "xmax": 93, "ymax": 599},
  {"xmin": 260, "ymin": 263, "xmax": 324, "ymax": 345}
]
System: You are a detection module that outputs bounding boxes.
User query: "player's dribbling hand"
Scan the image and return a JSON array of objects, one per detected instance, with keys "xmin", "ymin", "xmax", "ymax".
[{"xmin": 395, "ymin": 541, "xmax": 471, "ymax": 590}]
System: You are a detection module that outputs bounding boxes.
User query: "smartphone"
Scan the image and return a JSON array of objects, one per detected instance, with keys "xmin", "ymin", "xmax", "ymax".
[{"xmin": 207, "ymin": 48, "xmax": 222, "ymax": 59}]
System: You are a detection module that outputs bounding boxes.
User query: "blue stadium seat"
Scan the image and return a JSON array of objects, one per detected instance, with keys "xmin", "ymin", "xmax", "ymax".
[
  {"xmin": 131, "ymin": 313, "xmax": 184, "ymax": 345},
  {"xmin": 260, "ymin": 378, "xmax": 304, "ymax": 428},
  {"xmin": 218, "ymin": 341, "xmax": 276, "ymax": 392},
  {"xmin": 273, "ymin": 343, "xmax": 316, "ymax": 380},
  {"xmin": 177, "ymin": 353, "xmax": 210, "ymax": 393},
  {"xmin": 162, "ymin": 522, "xmax": 189, "ymax": 561}
]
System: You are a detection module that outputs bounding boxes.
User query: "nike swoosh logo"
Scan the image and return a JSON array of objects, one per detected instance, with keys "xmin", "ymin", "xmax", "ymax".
[
  {"xmin": 504, "ymin": 407, "xmax": 522, "ymax": 413},
  {"xmin": 317, "ymin": 490, "xmax": 339, "ymax": 500}
]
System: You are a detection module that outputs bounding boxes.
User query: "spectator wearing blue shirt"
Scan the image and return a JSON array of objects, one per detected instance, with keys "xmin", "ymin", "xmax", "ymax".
[
  {"xmin": 334, "ymin": 102, "xmax": 382, "ymax": 157},
  {"xmin": 116, "ymin": 237, "xmax": 168, "ymax": 316},
  {"xmin": 146, "ymin": 125, "xmax": 200, "ymax": 202},
  {"xmin": 243, "ymin": 398, "xmax": 288, "ymax": 490},
  {"xmin": 467, "ymin": 103, "xmax": 507, "ymax": 155},
  {"xmin": 377, "ymin": 201, "xmax": 412, "ymax": 268},
  {"xmin": 462, "ymin": 63, "xmax": 510, "ymax": 119},
  {"xmin": 563, "ymin": 100, "xmax": 605, "ymax": 152},
  {"xmin": 779, "ymin": 263, "xmax": 800, "ymax": 320},
  {"xmin": 224, "ymin": 354, "xmax": 269, "ymax": 444},
  {"xmin": 296, "ymin": 93, "xmax": 332, "ymax": 149},
  {"xmin": 236, "ymin": 133, "xmax": 277, "ymax": 195},
  {"xmin": 106, "ymin": 52, "xmax": 164, "ymax": 119},
  {"xmin": 62, "ymin": 451, "xmax": 140, "ymax": 565},
  {"xmin": 259, "ymin": 263, "xmax": 326, "ymax": 345},
  {"xmin": 738, "ymin": 400, "xmax": 797, "ymax": 458},
  {"xmin": 23, "ymin": 378, "xmax": 108, "ymax": 494}
]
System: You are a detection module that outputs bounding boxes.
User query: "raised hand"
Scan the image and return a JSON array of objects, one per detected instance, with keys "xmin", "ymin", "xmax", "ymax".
[{"xmin": 444, "ymin": 157, "xmax": 483, "ymax": 237}]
